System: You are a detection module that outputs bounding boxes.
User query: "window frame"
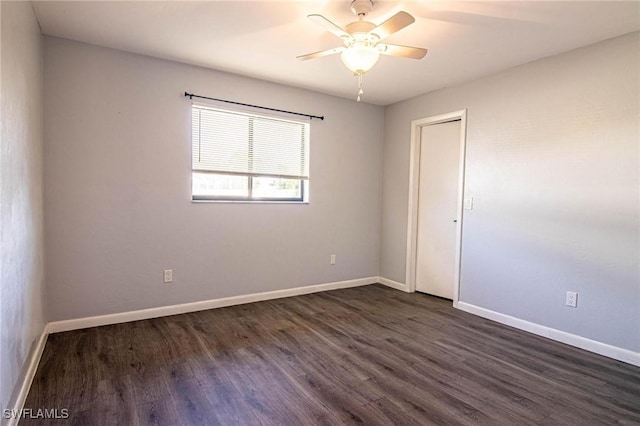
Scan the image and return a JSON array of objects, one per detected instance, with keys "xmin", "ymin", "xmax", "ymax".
[{"xmin": 190, "ymin": 103, "xmax": 309, "ymax": 203}]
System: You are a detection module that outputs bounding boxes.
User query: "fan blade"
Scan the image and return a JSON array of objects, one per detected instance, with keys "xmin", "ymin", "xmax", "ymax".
[
  {"xmin": 369, "ymin": 11, "xmax": 415, "ymax": 41},
  {"xmin": 308, "ymin": 14, "xmax": 350, "ymax": 40},
  {"xmin": 377, "ymin": 44, "xmax": 427, "ymax": 59},
  {"xmin": 297, "ymin": 47, "xmax": 345, "ymax": 61}
]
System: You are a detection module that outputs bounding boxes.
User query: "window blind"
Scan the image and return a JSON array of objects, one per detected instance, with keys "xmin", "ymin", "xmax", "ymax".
[{"xmin": 192, "ymin": 105, "xmax": 310, "ymax": 180}]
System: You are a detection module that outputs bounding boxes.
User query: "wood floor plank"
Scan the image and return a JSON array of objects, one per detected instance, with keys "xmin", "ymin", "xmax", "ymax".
[
  {"xmin": 136, "ymin": 398, "xmax": 182, "ymax": 426},
  {"xmin": 23, "ymin": 284, "xmax": 640, "ymax": 425}
]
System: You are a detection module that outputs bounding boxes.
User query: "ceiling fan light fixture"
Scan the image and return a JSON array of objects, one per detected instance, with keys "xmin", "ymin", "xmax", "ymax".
[
  {"xmin": 340, "ymin": 44, "xmax": 380, "ymax": 74},
  {"xmin": 299, "ymin": 1, "xmax": 427, "ymax": 102}
]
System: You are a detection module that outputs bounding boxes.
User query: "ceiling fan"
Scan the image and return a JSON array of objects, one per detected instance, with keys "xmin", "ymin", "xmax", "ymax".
[{"xmin": 297, "ymin": 0, "xmax": 428, "ymax": 101}]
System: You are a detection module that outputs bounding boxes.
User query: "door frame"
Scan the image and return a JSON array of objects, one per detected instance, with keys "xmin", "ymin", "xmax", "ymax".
[{"xmin": 405, "ymin": 110, "xmax": 467, "ymax": 307}]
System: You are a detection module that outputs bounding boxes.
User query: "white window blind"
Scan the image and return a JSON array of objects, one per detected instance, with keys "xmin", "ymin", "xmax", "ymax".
[{"xmin": 192, "ymin": 104, "xmax": 310, "ymax": 180}]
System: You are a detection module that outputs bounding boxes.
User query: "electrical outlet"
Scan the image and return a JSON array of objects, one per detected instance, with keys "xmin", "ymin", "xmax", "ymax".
[
  {"xmin": 163, "ymin": 269, "xmax": 173, "ymax": 283},
  {"xmin": 566, "ymin": 291, "xmax": 577, "ymax": 308},
  {"xmin": 330, "ymin": 254, "xmax": 336, "ymax": 265}
]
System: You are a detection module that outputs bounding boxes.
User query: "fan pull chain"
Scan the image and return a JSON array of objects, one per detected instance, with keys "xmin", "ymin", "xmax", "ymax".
[{"xmin": 357, "ymin": 72, "xmax": 364, "ymax": 102}]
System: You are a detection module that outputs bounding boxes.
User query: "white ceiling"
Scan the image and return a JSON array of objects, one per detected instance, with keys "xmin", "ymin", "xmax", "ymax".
[{"xmin": 32, "ymin": 1, "xmax": 640, "ymax": 106}]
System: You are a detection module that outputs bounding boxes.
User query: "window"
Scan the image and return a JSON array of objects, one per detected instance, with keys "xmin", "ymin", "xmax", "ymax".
[{"xmin": 191, "ymin": 104, "xmax": 310, "ymax": 202}]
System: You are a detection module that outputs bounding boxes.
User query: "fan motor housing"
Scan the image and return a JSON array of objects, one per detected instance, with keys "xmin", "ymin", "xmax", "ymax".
[{"xmin": 345, "ymin": 21, "xmax": 376, "ymax": 35}]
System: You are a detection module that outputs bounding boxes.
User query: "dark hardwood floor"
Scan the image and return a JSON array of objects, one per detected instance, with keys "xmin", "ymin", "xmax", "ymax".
[{"xmin": 23, "ymin": 284, "xmax": 640, "ymax": 425}]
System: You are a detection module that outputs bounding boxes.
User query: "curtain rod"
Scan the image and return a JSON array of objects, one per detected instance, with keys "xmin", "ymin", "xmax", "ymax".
[{"xmin": 184, "ymin": 92, "xmax": 324, "ymax": 121}]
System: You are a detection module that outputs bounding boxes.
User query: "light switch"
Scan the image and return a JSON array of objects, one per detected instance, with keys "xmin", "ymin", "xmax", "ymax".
[{"xmin": 464, "ymin": 197, "xmax": 474, "ymax": 210}]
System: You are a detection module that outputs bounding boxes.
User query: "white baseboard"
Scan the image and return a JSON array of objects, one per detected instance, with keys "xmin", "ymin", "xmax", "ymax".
[
  {"xmin": 377, "ymin": 276, "xmax": 410, "ymax": 293},
  {"xmin": 48, "ymin": 277, "xmax": 379, "ymax": 333},
  {"xmin": 457, "ymin": 302, "xmax": 640, "ymax": 367},
  {"xmin": 5, "ymin": 328, "xmax": 48, "ymax": 426}
]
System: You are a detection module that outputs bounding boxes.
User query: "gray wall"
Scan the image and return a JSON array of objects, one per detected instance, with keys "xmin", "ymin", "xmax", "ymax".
[
  {"xmin": 44, "ymin": 37, "xmax": 384, "ymax": 321},
  {"xmin": 381, "ymin": 32, "xmax": 639, "ymax": 352},
  {"xmin": 0, "ymin": 2, "xmax": 46, "ymax": 419}
]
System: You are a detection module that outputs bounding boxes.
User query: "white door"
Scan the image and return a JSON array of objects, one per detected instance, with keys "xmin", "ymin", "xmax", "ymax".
[{"xmin": 415, "ymin": 120, "xmax": 462, "ymax": 299}]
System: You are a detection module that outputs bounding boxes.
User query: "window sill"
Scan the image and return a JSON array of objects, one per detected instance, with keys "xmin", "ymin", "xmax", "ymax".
[{"xmin": 192, "ymin": 199, "xmax": 309, "ymax": 204}]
